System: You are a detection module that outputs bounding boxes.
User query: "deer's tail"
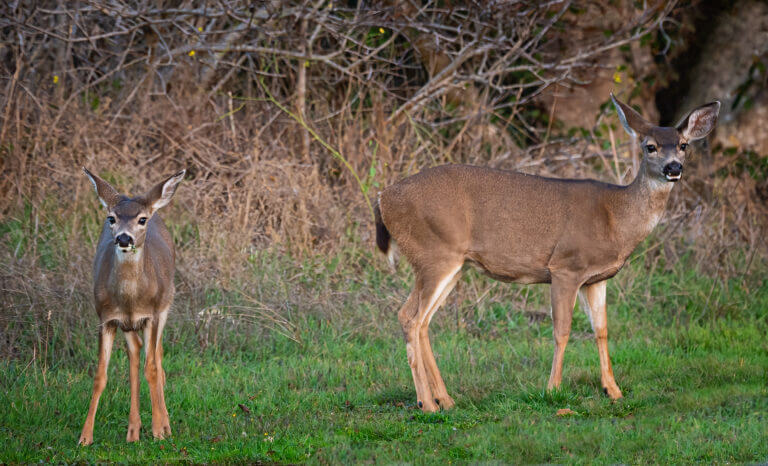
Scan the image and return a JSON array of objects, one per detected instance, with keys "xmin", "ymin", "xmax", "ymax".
[{"xmin": 374, "ymin": 196, "xmax": 395, "ymax": 267}]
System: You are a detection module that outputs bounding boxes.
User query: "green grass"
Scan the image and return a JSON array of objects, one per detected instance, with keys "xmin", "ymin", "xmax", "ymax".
[
  {"xmin": 2, "ymin": 264, "xmax": 767, "ymax": 463},
  {"xmin": 1, "ymin": 208, "xmax": 768, "ymax": 462},
  {"xmin": 2, "ymin": 319, "xmax": 767, "ymax": 463}
]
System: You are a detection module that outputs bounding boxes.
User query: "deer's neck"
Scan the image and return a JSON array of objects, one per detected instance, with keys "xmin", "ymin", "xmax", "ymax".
[
  {"xmin": 110, "ymin": 247, "xmax": 147, "ymax": 297},
  {"xmin": 616, "ymin": 160, "xmax": 674, "ymax": 241}
]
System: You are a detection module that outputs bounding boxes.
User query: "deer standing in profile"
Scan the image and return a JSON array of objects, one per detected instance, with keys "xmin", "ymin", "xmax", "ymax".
[
  {"xmin": 78, "ymin": 168, "xmax": 185, "ymax": 445},
  {"xmin": 375, "ymin": 94, "xmax": 720, "ymax": 412}
]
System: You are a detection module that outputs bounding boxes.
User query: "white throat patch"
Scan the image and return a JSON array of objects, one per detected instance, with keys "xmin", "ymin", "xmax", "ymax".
[{"xmin": 116, "ymin": 246, "xmax": 142, "ymax": 263}]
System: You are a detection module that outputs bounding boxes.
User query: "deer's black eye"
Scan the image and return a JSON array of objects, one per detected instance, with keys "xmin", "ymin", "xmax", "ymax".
[
  {"xmin": 107, "ymin": 216, "xmax": 116, "ymax": 225},
  {"xmin": 138, "ymin": 217, "xmax": 147, "ymax": 226},
  {"xmin": 645, "ymin": 144, "xmax": 657, "ymax": 153},
  {"xmin": 680, "ymin": 143, "xmax": 688, "ymax": 151}
]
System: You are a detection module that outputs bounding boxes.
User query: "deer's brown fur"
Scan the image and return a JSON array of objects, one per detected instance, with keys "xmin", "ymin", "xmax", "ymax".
[
  {"xmin": 376, "ymin": 94, "xmax": 720, "ymax": 412},
  {"xmin": 79, "ymin": 168, "xmax": 184, "ymax": 445}
]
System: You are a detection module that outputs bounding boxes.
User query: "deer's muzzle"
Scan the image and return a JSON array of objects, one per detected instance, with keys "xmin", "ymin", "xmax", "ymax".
[
  {"xmin": 663, "ymin": 161, "xmax": 682, "ymax": 181},
  {"xmin": 115, "ymin": 233, "xmax": 134, "ymax": 248}
]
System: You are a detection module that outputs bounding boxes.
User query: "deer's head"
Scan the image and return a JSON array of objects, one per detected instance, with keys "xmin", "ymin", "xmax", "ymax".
[
  {"xmin": 83, "ymin": 168, "xmax": 185, "ymax": 253},
  {"xmin": 611, "ymin": 94, "xmax": 720, "ymax": 183}
]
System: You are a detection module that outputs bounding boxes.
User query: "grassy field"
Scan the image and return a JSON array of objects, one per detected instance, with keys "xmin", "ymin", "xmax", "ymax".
[
  {"xmin": 2, "ymin": 242, "xmax": 767, "ymax": 463},
  {"xmin": 3, "ymin": 3, "xmax": 766, "ymax": 462}
]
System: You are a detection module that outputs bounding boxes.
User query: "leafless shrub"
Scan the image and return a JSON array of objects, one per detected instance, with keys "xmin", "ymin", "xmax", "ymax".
[{"xmin": 0, "ymin": 1, "xmax": 764, "ymax": 360}]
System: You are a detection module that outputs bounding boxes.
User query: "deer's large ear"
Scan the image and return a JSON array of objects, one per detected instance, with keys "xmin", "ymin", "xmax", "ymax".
[
  {"xmin": 144, "ymin": 170, "xmax": 186, "ymax": 211},
  {"xmin": 83, "ymin": 167, "xmax": 122, "ymax": 209},
  {"xmin": 677, "ymin": 101, "xmax": 721, "ymax": 141},
  {"xmin": 611, "ymin": 93, "xmax": 653, "ymax": 138}
]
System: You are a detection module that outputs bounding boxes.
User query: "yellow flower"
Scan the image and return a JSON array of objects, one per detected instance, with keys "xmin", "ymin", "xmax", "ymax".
[
  {"xmin": 232, "ymin": 413, "xmax": 236, "ymax": 417},
  {"xmin": 613, "ymin": 71, "xmax": 621, "ymax": 84},
  {"xmin": 53, "ymin": 75, "xmax": 59, "ymax": 84},
  {"xmin": 189, "ymin": 50, "xmax": 196, "ymax": 57},
  {"xmin": 198, "ymin": 26, "xmax": 203, "ymax": 32},
  {"xmin": 379, "ymin": 27, "xmax": 385, "ymax": 34}
]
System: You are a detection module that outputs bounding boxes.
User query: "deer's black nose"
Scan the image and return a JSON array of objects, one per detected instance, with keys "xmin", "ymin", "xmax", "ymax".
[
  {"xmin": 115, "ymin": 234, "xmax": 134, "ymax": 248},
  {"xmin": 663, "ymin": 161, "xmax": 683, "ymax": 178}
]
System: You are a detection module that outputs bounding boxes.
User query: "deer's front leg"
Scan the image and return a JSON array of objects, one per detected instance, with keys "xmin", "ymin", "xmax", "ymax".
[
  {"xmin": 581, "ymin": 280, "xmax": 623, "ymax": 399},
  {"xmin": 79, "ymin": 325, "xmax": 116, "ymax": 446},
  {"xmin": 144, "ymin": 311, "xmax": 171, "ymax": 439},
  {"xmin": 547, "ymin": 277, "xmax": 579, "ymax": 391},
  {"xmin": 125, "ymin": 331, "xmax": 143, "ymax": 442}
]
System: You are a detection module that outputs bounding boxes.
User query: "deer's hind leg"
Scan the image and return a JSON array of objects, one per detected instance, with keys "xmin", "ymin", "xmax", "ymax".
[
  {"xmin": 398, "ymin": 288, "xmax": 435, "ymax": 412},
  {"xmin": 154, "ymin": 310, "xmax": 170, "ymax": 421},
  {"xmin": 399, "ymin": 261, "xmax": 462, "ymax": 413},
  {"xmin": 125, "ymin": 331, "xmax": 143, "ymax": 442},
  {"xmin": 144, "ymin": 309, "xmax": 171, "ymax": 439},
  {"xmin": 419, "ymin": 268, "xmax": 461, "ymax": 410}
]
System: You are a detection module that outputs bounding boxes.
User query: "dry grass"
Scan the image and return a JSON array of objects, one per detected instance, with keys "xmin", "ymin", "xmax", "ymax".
[{"xmin": 1, "ymin": 1, "xmax": 766, "ymax": 363}]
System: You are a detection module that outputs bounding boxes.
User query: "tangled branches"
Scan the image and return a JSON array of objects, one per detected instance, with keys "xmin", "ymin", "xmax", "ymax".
[
  {"xmin": 0, "ymin": 0, "xmax": 687, "ymax": 256},
  {"xmin": 2, "ymin": 1, "xmax": 674, "ymax": 141}
]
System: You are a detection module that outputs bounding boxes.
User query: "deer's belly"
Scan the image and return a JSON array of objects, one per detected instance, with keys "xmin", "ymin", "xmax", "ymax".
[
  {"xmin": 466, "ymin": 258, "xmax": 552, "ymax": 284},
  {"xmin": 583, "ymin": 261, "xmax": 626, "ymax": 285}
]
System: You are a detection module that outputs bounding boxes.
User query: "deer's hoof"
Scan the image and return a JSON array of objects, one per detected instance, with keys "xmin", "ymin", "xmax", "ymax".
[
  {"xmin": 126, "ymin": 424, "xmax": 141, "ymax": 442},
  {"xmin": 418, "ymin": 399, "xmax": 439, "ymax": 413},
  {"xmin": 153, "ymin": 424, "xmax": 171, "ymax": 439},
  {"xmin": 603, "ymin": 383, "xmax": 623, "ymax": 400},
  {"xmin": 78, "ymin": 434, "xmax": 93, "ymax": 446},
  {"xmin": 434, "ymin": 395, "xmax": 455, "ymax": 410}
]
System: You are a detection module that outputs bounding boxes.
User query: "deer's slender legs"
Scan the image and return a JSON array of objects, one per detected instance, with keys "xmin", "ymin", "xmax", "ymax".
[
  {"xmin": 580, "ymin": 280, "xmax": 623, "ymax": 399},
  {"xmin": 79, "ymin": 325, "xmax": 116, "ymax": 446},
  {"xmin": 154, "ymin": 310, "xmax": 170, "ymax": 427},
  {"xmin": 124, "ymin": 331, "xmax": 142, "ymax": 442},
  {"xmin": 547, "ymin": 277, "xmax": 580, "ymax": 391},
  {"xmin": 144, "ymin": 311, "xmax": 171, "ymax": 439},
  {"xmin": 398, "ymin": 289, "xmax": 435, "ymax": 412},
  {"xmin": 419, "ymin": 269, "xmax": 461, "ymax": 409},
  {"xmin": 400, "ymin": 263, "xmax": 462, "ymax": 413}
]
